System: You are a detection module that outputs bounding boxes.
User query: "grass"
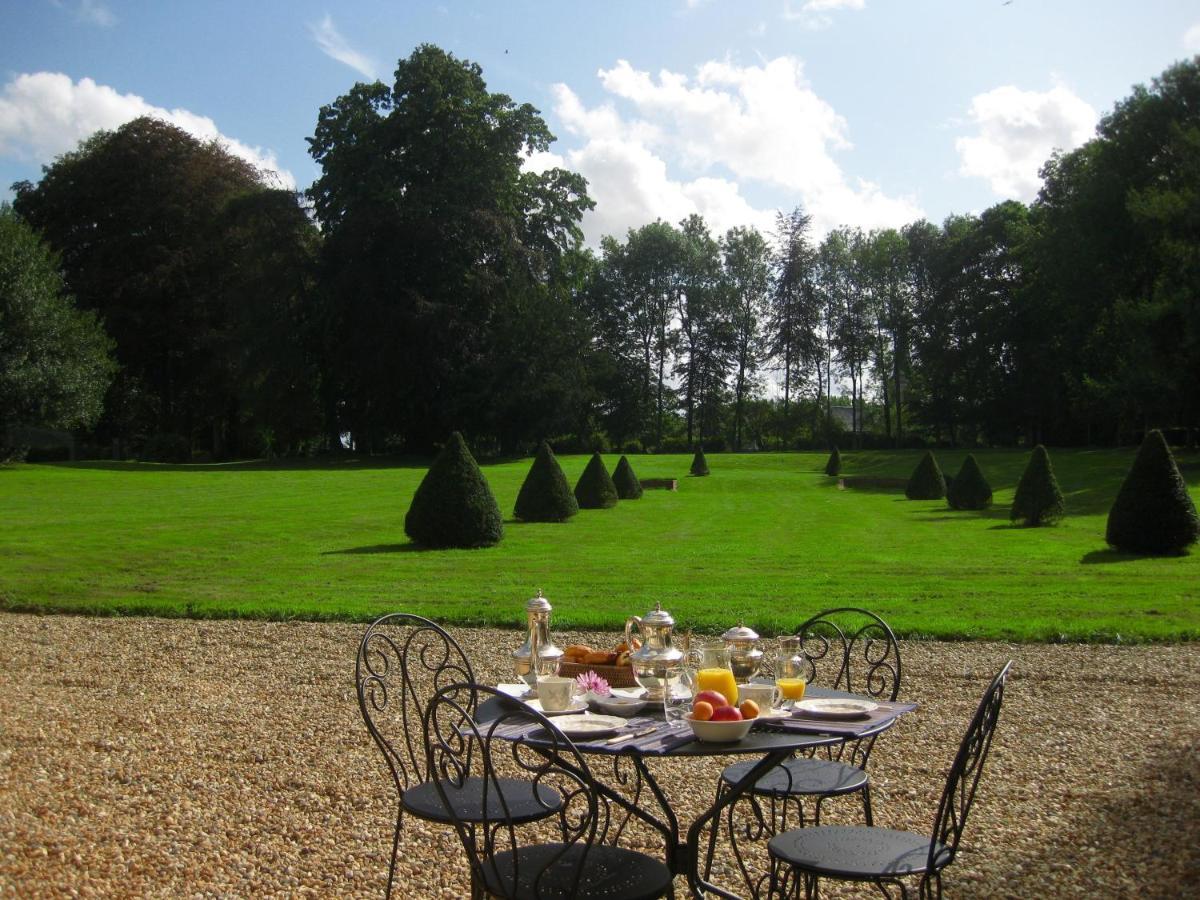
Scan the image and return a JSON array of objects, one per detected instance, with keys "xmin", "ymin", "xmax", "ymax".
[{"xmin": 1, "ymin": 449, "xmax": 1197, "ymax": 642}]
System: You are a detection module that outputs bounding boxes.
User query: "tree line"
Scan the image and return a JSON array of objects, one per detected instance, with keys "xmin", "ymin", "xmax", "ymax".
[{"xmin": 3, "ymin": 46, "xmax": 1198, "ymax": 460}]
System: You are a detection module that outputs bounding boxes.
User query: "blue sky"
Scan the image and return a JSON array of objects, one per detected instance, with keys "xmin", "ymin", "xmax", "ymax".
[{"xmin": 2, "ymin": 0, "xmax": 1197, "ymax": 244}]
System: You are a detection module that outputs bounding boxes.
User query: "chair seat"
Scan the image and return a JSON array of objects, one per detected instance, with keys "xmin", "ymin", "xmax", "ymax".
[
  {"xmin": 402, "ymin": 776, "xmax": 561, "ymax": 825},
  {"xmin": 481, "ymin": 843, "xmax": 673, "ymax": 900},
  {"xmin": 768, "ymin": 825, "xmax": 949, "ymax": 879},
  {"xmin": 721, "ymin": 757, "xmax": 869, "ymax": 798}
]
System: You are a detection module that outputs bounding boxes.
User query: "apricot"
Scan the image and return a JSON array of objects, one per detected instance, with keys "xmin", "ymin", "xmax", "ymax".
[
  {"xmin": 739, "ymin": 699, "xmax": 760, "ymax": 720},
  {"xmin": 691, "ymin": 700, "xmax": 715, "ymax": 721}
]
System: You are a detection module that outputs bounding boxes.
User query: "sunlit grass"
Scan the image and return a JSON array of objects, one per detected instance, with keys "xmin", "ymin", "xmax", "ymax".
[{"xmin": 1, "ymin": 448, "xmax": 1197, "ymax": 641}]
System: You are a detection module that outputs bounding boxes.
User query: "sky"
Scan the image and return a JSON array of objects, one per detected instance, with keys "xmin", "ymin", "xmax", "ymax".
[{"xmin": 1, "ymin": 0, "xmax": 1198, "ymax": 246}]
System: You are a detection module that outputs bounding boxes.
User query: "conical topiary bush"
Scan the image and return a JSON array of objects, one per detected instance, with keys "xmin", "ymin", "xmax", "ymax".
[
  {"xmin": 1010, "ymin": 444, "xmax": 1064, "ymax": 526},
  {"xmin": 405, "ymin": 431, "xmax": 504, "ymax": 548},
  {"xmin": 690, "ymin": 448, "xmax": 710, "ymax": 477},
  {"xmin": 825, "ymin": 446, "xmax": 842, "ymax": 477},
  {"xmin": 1106, "ymin": 429, "xmax": 1199, "ymax": 554},
  {"xmin": 905, "ymin": 450, "xmax": 946, "ymax": 500},
  {"xmin": 612, "ymin": 455, "xmax": 644, "ymax": 500},
  {"xmin": 514, "ymin": 441, "xmax": 578, "ymax": 522},
  {"xmin": 947, "ymin": 454, "xmax": 993, "ymax": 510},
  {"xmin": 574, "ymin": 452, "xmax": 619, "ymax": 509}
]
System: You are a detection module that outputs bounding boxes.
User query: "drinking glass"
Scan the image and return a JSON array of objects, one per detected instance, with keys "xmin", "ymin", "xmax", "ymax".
[{"xmin": 662, "ymin": 666, "xmax": 693, "ymax": 729}]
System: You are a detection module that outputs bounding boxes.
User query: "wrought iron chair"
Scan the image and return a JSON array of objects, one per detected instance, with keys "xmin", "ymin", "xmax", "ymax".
[
  {"xmin": 716, "ymin": 608, "xmax": 903, "ymax": 835},
  {"xmin": 356, "ymin": 614, "xmax": 563, "ymax": 898},
  {"xmin": 766, "ymin": 660, "xmax": 1012, "ymax": 899},
  {"xmin": 425, "ymin": 683, "xmax": 675, "ymax": 900}
]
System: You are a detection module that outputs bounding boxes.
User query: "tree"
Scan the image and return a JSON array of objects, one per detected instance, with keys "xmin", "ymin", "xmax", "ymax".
[
  {"xmin": 1106, "ymin": 430, "xmax": 1199, "ymax": 553},
  {"xmin": 905, "ymin": 451, "xmax": 946, "ymax": 500},
  {"xmin": 690, "ymin": 448, "xmax": 710, "ymax": 477},
  {"xmin": 723, "ymin": 226, "xmax": 773, "ymax": 450},
  {"xmin": 824, "ymin": 446, "xmax": 842, "ymax": 477},
  {"xmin": 769, "ymin": 207, "xmax": 820, "ymax": 426},
  {"xmin": 612, "ymin": 455, "xmax": 644, "ymax": 500},
  {"xmin": 574, "ymin": 452, "xmax": 619, "ymax": 509},
  {"xmin": 0, "ymin": 208, "xmax": 115, "ymax": 442},
  {"xmin": 674, "ymin": 215, "xmax": 729, "ymax": 449},
  {"xmin": 514, "ymin": 441, "xmax": 578, "ymax": 522},
  {"xmin": 13, "ymin": 117, "xmax": 290, "ymax": 456},
  {"xmin": 405, "ymin": 432, "xmax": 504, "ymax": 547},
  {"xmin": 947, "ymin": 454, "xmax": 993, "ymax": 510},
  {"xmin": 1010, "ymin": 445, "xmax": 1065, "ymax": 526},
  {"xmin": 308, "ymin": 44, "xmax": 592, "ymax": 452}
]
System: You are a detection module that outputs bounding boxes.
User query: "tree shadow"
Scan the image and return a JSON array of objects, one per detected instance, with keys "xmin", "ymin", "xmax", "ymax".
[
  {"xmin": 918, "ymin": 506, "xmax": 1011, "ymax": 522},
  {"xmin": 1079, "ymin": 548, "xmax": 1149, "ymax": 565},
  {"xmin": 323, "ymin": 543, "xmax": 427, "ymax": 555}
]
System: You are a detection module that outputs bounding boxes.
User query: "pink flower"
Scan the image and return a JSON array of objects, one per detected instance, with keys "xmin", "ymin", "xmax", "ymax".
[{"xmin": 575, "ymin": 671, "xmax": 610, "ymax": 697}]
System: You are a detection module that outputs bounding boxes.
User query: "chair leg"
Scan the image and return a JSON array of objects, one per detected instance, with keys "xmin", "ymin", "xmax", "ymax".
[
  {"xmin": 385, "ymin": 805, "xmax": 403, "ymax": 898},
  {"xmin": 861, "ymin": 782, "xmax": 874, "ymax": 826},
  {"xmin": 702, "ymin": 781, "xmax": 727, "ymax": 880}
]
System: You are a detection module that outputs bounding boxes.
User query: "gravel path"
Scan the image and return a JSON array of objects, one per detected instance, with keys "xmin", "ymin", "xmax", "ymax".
[{"xmin": 1, "ymin": 613, "xmax": 1197, "ymax": 898}]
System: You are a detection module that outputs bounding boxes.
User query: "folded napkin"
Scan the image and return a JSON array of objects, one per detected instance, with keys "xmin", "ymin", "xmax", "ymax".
[{"xmin": 769, "ymin": 700, "xmax": 918, "ymax": 738}]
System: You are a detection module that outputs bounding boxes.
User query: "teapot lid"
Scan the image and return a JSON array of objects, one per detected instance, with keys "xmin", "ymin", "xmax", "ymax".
[
  {"xmin": 721, "ymin": 621, "xmax": 759, "ymax": 643},
  {"xmin": 640, "ymin": 601, "xmax": 674, "ymax": 628},
  {"xmin": 525, "ymin": 588, "xmax": 552, "ymax": 613}
]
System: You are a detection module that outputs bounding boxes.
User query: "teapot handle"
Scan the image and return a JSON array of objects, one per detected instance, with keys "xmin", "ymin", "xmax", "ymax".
[{"xmin": 624, "ymin": 615, "xmax": 641, "ymax": 653}]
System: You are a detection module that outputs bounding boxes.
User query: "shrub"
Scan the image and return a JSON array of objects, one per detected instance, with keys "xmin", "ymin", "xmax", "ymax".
[
  {"xmin": 905, "ymin": 450, "xmax": 945, "ymax": 500},
  {"xmin": 612, "ymin": 455, "xmax": 644, "ymax": 500},
  {"xmin": 947, "ymin": 454, "xmax": 993, "ymax": 510},
  {"xmin": 1105, "ymin": 429, "xmax": 1199, "ymax": 554},
  {"xmin": 514, "ymin": 441, "xmax": 578, "ymax": 522},
  {"xmin": 404, "ymin": 431, "xmax": 503, "ymax": 548},
  {"xmin": 574, "ymin": 452, "xmax": 619, "ymax": 509},
  {"xmin": 1010, "ymin": 445, "xmax": 1064, "ymax": 526},
  {"xmin": 139, "ymin": 433, "xmax": 190, "ymax": 463},
  {"xmin": 690, "ymin": 448, "xmax": 710, "ymax": 477},
  {"xmin": 824, "ymin": 446, "xmax": 842, "ymax": 477},
  {"xmin": 624, "ymin": 440, "xmax": 645, "ymax": 454}
]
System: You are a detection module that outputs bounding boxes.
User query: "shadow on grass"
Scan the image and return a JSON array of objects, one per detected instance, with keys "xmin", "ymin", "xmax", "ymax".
[
  {"xmin": 324, "ymin": 542, "xmax": 427, "ymax": 555},
  {"xmin": 918, "ymin": 507, "xmax": 1011, "ymax": 522},
  {"xmin": 1080, "ymin": 548, "xmax": 1146, "ymax": 565}
]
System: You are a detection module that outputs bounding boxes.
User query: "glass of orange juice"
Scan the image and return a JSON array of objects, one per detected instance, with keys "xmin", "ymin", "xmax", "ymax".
[
  {"xmin": 775, "ymin": 637, "xmax": 809, "ymax": 707},
  {"xmin": 692, "ymin": 644, "xmax": 739, "ymax": 707}
]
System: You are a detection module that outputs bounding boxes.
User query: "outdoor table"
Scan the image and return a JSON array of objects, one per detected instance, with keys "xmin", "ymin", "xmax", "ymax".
[{"xmin": 478, "ymin": 686, "xmax": 913, "ymax": 899}]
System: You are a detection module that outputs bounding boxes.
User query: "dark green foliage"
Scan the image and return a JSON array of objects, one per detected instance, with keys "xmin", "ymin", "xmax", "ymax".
[
  {"xmin": 825, "ymin": 446, "xmax": 842, "ymax": 477},
  {"xmin": 905, "ymin": 451, "xmax": 945, "ymax": 500},
  {"xmin": 1105, "ymin": 430, "xmax": 1199, "ymax": 554},
  {"xmin": 514, "ymin": 441, "xmax": 578, "ymax": 522},
  {"xmin": 612, "ymin": 455, "xmax": 643, "ymax": 500},
  {"xmin": 947, "ymin": 455, "xmax": 993, "ymax": 510},
  {"xmin": 574, "ymin": 452, "xmax": 619, "ymax": 509},
  {"xmin": 690, "ymin": 448, "xmax": 710, "ymax": 477},
  {"xmin": 405, "ymin": 432, "xmax": 503, "ymax": 547},
  {"xmin": 1010, "ymin": 445, "xmax": 1065, "ymax": 526}
]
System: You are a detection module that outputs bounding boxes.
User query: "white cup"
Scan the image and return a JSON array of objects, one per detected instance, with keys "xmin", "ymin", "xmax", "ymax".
[
  {"xmin": 537, "ymin": 676, "xmax": 575, "ymax": 712},
  {"xmin": 737, "ymin": 682, "xmax": 782, "ymax": 711}
]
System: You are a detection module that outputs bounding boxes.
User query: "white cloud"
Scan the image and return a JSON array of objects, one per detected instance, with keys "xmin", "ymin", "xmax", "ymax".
[
  {"xmin": 308, "ymin": 14, "xmax": 380, "ymax": 81},
  {"xmin": 76, "ymin": 0, "xmax": 116, "ymax": 27},
  {"xmin": 0, "ymin": 72, "xmax": 295, "ymax": 189},
  {"xmin": 549, "ymin": 56, "xmax": 920, "ymax": 245},
  {"xmin": 783, "ymin": 0, "xmax": 864, "ymax": 30},
  {"xmin": 955, "ymin": 83, "xmax": 1097, "ymax": 200},
  {"xmin": 1184, "ymin": 22, "xmax": 1200, "ymax": 52}
]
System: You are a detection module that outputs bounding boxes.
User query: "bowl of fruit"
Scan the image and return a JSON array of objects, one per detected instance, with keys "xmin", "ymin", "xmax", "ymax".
[{"xmin": 686, "ymin": 690, "xmax": 760, "ymax": 743}]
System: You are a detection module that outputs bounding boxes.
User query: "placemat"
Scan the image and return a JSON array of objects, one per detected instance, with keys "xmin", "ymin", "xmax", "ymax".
[{"xmin": 766, "ymin": 699, "xmax": 918, "ymax": 737}]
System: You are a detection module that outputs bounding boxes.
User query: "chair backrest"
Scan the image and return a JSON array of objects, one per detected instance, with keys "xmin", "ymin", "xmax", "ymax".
[
  {"xmin": 355, "ymin": 613, "xmax": 475, "ymax": 797},
  {"xmin": 794, "ymin": 607, "xmax": 902, "ymax": 702},
  {"xmin": 425, "ymin": 683, "xmax": 600, "ymax": 899},
  {"xmin": 927, "ymin": 660, "xmax": 1012, "ymax": 872}
]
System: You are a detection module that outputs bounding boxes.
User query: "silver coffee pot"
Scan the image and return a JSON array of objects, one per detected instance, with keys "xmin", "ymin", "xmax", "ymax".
[
  {"xmin": 624, "ymin": 602, "xmax": 685, "ymax": 701},
  {"xmin": 721, "ymin": 622, "xmax": 764, "ymax": 681},
  {"xmin": 512, "ymin": 589, "xmax": 563, "ymax": 693}
]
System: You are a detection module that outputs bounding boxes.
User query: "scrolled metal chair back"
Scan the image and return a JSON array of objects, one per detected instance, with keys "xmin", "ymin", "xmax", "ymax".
[
  {"xmin": 355, "ymin": 613, "xmax": 475, "ymax": 797},
  {"xmin": 927, "ymin": 660, "xmax": 1012, "ymax": 874},
  {"xmin": 795, "ymin": 607, "xmax": 902, "ymax": 701},
  {"xmin": 425, "ymin": 684, "xmax": 599, "ymax": 899}
]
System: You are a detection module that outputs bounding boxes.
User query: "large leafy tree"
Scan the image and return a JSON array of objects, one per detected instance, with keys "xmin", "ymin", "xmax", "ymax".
[
  {"xmin": 0, "ymin": 207, "xmax": 115, "ymax": 441},
  {"xmin": 723, "ymin": 225, "xmax": 772, "ymax": 450},
  {"xmin": 12, "ymin": 116, "xmax": 313, "ymax": 457},
  {"xmin": 307, "ymin": 44, "xmax": 592, "ymax": 452}
]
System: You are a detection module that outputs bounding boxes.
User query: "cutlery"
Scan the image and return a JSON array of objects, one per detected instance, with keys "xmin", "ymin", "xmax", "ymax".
[{"xmin": 604, "ymin": 726, "xmax": 659, "ymax": 745}]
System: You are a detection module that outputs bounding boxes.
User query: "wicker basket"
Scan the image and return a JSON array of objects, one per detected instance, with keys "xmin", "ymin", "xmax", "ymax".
[{"xmin": 557, "ymin": 660, "xmax": 639, "ymax": 689}]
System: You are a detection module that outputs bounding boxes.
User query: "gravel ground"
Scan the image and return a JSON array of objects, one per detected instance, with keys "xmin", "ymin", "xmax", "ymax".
[{"xmin": 1, "ymin": 613, "xmax": 1197, "ymax": 898}]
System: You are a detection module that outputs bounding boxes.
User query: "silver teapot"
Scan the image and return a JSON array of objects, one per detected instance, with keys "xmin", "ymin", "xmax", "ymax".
[
  {"xmin": 512, "ymin": 590, "xmax": 563, "ymax": 693},
  {"xmin": 624, "ymin": 602, "xmax": 685, "ymax": 701},
  {"xmin": 721, "ymin": 622, "xmax": 764, "ymax": 682}
]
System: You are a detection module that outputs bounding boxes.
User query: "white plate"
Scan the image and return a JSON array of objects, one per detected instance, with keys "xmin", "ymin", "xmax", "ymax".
[
  {"xmin": 545, "ymin": 714, "xmax": 627, "ymax": 739},
  {"xmin": 523, "ymin": 697, "xmax": 588, "ymax": 716},
  {"xmin": 793, "ymin": 698, "xmax": 878, "ymax": 720},
  {"xmin": 585, "ymin": 691, "xmax": 649, "ymax": 717}
]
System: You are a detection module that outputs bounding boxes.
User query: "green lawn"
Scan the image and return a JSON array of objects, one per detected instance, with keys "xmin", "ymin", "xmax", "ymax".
[{"xmin": 1, "ymin": 449, "xmax": 1197, "ymax": 641}]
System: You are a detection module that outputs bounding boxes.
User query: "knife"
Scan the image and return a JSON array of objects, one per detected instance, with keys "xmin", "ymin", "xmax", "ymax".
[{"xmin": 605, "ymin": 726, "xmax": 659, "ymax": 745}]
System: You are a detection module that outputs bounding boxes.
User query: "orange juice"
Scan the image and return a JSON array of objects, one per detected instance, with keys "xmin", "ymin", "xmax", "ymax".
[
  {"xmin": 696, "ymin": 668, "xmax": 739, "ymax": 707},
  {"xmin": 776, "ymin": 678, "xmax": 807, "ymax": 701}
]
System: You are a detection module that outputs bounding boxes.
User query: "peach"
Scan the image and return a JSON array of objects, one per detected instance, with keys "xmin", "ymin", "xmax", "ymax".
[{"xmin": 691, "ymin": 700, "xmax": 715, "ymax": 721}]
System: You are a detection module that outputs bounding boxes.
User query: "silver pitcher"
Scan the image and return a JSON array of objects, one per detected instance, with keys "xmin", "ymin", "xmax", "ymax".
[
  {"xmin": 512, "ymin": 589, "xmax": 563, "ymax": 694},
  {"xmin": 624, "ymin": 602, "xmax": 685, "ymax": 701},
  {"xmin": 721, "ymin": 622, "xmax": 764, "ymax": 682}
]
